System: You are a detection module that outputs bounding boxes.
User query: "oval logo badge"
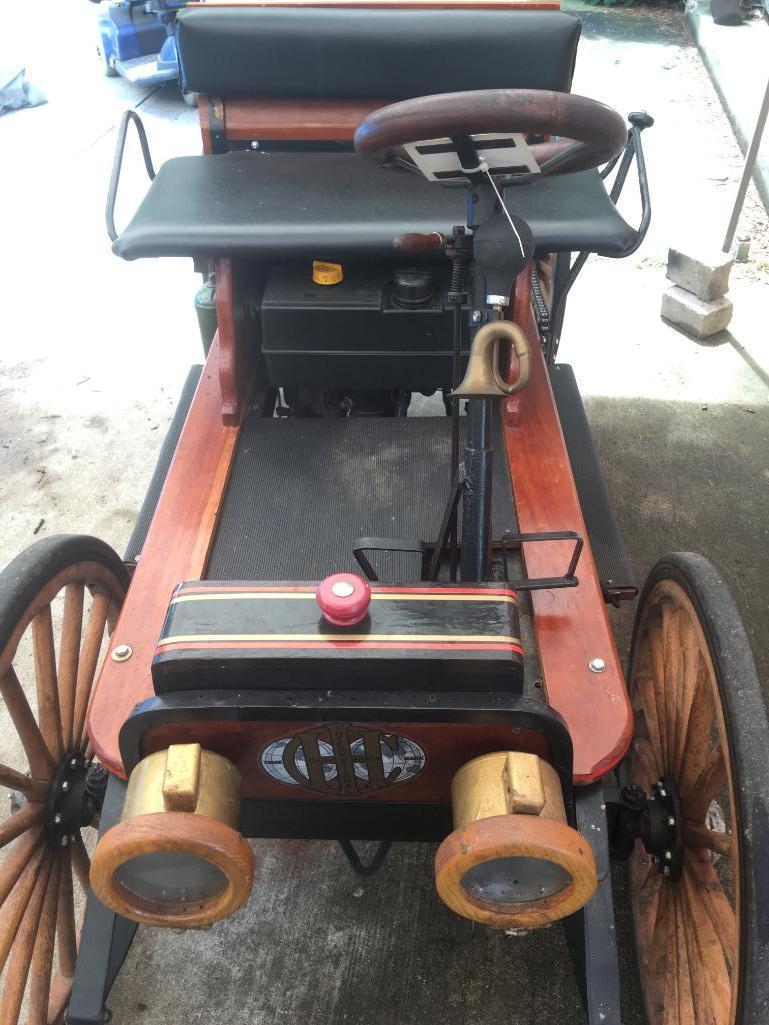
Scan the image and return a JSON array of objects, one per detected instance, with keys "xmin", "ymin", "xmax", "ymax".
[{"xmin": 261, "ymin": 724, "xmax": 426, "ymax": 796}]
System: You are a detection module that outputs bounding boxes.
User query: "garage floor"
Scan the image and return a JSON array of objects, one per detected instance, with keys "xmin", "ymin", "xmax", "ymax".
[{"xmin": 1, "ymin": 1, "xmax": 768, "ymax": 1023}]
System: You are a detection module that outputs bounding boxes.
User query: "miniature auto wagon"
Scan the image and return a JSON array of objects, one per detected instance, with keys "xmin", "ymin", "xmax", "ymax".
[{"xmin": 1, "ymin": 2, "xmax": 768, "ymax": 1024}]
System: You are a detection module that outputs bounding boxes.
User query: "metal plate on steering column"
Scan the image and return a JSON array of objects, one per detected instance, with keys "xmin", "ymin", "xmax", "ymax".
[{"xmin": 403, "ymin": 132, "xmax": 541, "ymax": 183}]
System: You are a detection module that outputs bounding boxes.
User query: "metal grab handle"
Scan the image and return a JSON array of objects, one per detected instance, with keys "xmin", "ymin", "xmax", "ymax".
[
  {"xmin": 604, "ymin": 111, "xmax": 653, "ymax": 258},
  {"xmin": 549, "ymin": 112, "xmax": 654, "ymax": 347},
  {"xmin": 106, "ymin": 110, "xmax": 156, "ymax": 243}
]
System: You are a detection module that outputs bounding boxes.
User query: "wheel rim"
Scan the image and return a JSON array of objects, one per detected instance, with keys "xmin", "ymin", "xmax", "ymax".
[
  {"xmin": 629, "ymin": 578, "xmax": 739, "ymax": 1025},
  {"xmin": 0, "ymin": 560, "xmax": 125, "ymax": 1025}
]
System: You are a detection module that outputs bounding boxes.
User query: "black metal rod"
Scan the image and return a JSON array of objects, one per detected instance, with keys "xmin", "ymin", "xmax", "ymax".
[
  {"xmin": 338, "ymin": 839, "xmax": 394, "ymax": 877},
  {"xmin": 106, "ymin": 109, "xmax": 156, "ymax": 243},
  {"xmin": 449, "ymin": 304, "xmax": 463, "ymax": 581},
  {"xmin": 459, "ymin": 397, "xmax": 493, "ymax": 581},
  {"xmin": 427, "ymin": 474, "xmax": 463, "ymax": 581}
]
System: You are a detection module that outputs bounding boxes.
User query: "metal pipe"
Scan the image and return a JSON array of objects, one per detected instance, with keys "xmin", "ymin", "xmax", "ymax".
[
  {"xmin": 723, "ymin": 69, "xmax": 769, "ymax": 254},
  {"xmin": 459, "ymin": 397, "xmax": 493, "ymax": 582}
]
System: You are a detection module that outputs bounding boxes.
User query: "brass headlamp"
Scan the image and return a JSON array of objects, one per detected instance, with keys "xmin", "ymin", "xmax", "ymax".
[
  {"xmin": 435, "ymin": 752, "xmax": 597, "ymax": 928},
  {"xmin": 91, "ymin": 744, "xmax": 254, "ymax": 928}
]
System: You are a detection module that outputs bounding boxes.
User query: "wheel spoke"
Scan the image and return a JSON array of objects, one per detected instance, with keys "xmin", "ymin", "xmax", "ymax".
[
  {"xmin": 0, "ymin": 763, "xmax": 48, "ymax": 802},
  {"xmin": 57, "ymin": 583, "xmax": 84, "ymax": 753},
  {"xmin": 71, "ymin": 835, "xmax": 91, "ymax": 891},
  {"xmin": 681, "ymin": 745, "xmax": 726, "ymax": 824},
  {"xmin": 0, "ymin": 853, "xmax": 53, "ymax": 1025},
  {"xmin": 645, "ymin": 880, "xmax": 671, "ymax": 1024},
  {"xmin": 661, "ymin": 604, "xmax": 681, "ymax": 778},
  {"xmin": 662, "ymin": 885, "xmax": 680, "ymax": 1025},
  {"xmin": 48, "ymin": 972, "xmax": 75, "ymax": 1025},
  {"xmin": 632, "ymin": 735, "xmax": 663, "ymax": 789},
  {"xmin": 682, "ymin": 865, "xmax": 732, "ymax": 1022},
  {"xmin": 0, "ymin": 669, "xmax": 54, "ymax": 780},
  {"xmin": 639, "ymin": 862, "xmax": 664, "ymax": 902},
  {"xmin": 648, "ymin": 624, "xmax": 670, "ymax": 768},
  {"xmin": 685, "ymin": 853, "xmax": 737, "ymax": 971},
  {"xmin": 681, "ymin": 884, "xmax": 718, "ymax": 1025},
  {"xmin": 56, "ymin": 850, "xmax": 78, "ymax": 979},
  {"xmin": 677, "ymin": 664, "xmax": 715, "ymax": 797},
  {"xmin": 32, "ymin": 606, "xmax": 65, "ymax": 763},
  {"xmin": 634, "ymin": 675, "xmax": 664, "ymax": 768},
  {"xmin": 0, "ymin": 845, "xmax": 47, "ymax": 974},
  {"xmin": 0, "ymin": 801, "xmax": 44, "ymax": 850},
  {"xmin": 672, "ymin": 891, "xmax": 696, "ymax": 1025},
  {"xmin": 672, "ymin": 627, "xmax": 699, "ymax": 779},
  {"xmin": 71, "ymin": 592, "xmax": 110, "ymax": 752},
  {"xmin": 0, "ymin": 825, "xmax": 43, "ymax": 905},
  {"xmin": 28, "ymin": 856, "xmax": 62, "ymax": 1025},
  {"xmin": 683, "ymin": 821, "xmax": 733, "ymax": 858}
]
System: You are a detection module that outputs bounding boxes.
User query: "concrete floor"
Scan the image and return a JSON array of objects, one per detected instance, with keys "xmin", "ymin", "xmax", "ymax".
[
  {"xmin": 1, "ymin": 1, "xmax": 768, "ymax": 1023},
  {"xmin": 686, "ymin": 0, "xmax": 769, "ymax": 211}
]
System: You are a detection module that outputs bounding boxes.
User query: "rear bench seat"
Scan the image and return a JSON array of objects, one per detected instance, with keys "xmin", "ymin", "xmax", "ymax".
[{"xmin": 111, "ymin": 5, "xmax": 636, "ymax": 263}]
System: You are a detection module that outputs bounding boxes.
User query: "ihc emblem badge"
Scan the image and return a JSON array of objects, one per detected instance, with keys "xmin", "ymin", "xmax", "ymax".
[{"xmin": 261, "ymin": 724, "xmax": 426, "ymax": 796}]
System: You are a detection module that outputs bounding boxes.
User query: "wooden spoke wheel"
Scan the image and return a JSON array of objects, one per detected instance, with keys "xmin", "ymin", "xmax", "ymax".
[
  {"xmin": 0, "ymin": 535, "xmax": 128, "ymax": 1025},
  {"xmin": 627, "ymin": 553, "xmax": 769, "ymax": 1025}
]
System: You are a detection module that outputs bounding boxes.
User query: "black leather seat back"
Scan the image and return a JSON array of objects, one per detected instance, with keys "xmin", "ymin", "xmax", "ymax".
[{"xmin": 177, "ymin": 7, "xmax": 581, "ymax": 100}]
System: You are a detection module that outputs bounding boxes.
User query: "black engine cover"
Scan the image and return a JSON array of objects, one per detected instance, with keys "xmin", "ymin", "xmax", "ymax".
[{"xmin": 260, "ymin": 263, "xmax": 464, "ymax": 390}]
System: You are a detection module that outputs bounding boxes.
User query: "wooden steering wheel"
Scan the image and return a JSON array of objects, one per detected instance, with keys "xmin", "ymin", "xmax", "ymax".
[{"xmin": 354, "ymin": 89, "xmax": 628, "ymax": 177}]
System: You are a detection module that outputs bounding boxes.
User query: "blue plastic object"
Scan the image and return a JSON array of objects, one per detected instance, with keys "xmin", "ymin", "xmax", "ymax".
[{"xmin": 95, "ymin": 1, "xmax": 189, "ymax": 86}]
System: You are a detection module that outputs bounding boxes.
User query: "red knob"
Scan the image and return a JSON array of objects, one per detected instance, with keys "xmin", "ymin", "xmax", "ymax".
[{"xmin": 316, "ymin": 573, "xmax": 372, "ymax": 627}]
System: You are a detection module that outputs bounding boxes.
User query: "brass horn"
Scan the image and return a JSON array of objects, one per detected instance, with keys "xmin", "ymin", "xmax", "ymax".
[{"xmin": 451, "ymin": 321, "xmax": 531, "ymax": 399}]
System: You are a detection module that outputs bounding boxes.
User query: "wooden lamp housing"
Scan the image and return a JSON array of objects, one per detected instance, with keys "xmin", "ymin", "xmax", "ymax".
[{"xmin": 91, "ymin": 744, "xmax": 254, "ymax": 928}]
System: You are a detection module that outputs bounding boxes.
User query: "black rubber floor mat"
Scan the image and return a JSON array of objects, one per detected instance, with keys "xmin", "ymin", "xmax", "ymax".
[{"xmin": 207, "ymin": 414, "xmax": 516, "ymax": 581}]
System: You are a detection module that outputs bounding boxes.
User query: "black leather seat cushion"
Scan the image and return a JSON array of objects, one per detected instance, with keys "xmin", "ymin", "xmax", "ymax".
[
  {"xmin": 177, "ymin": 8, "xmax": 581, "ymax": 99},
  {"xmin": 113, "ymin": 152, "xmax": 636, "ymax": 262}
]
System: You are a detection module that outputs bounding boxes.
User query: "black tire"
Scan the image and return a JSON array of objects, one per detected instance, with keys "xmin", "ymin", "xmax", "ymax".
[
  {"xmin": 0, "ymin": 535, "xmax": 129, "ymax": 1018},
  {"xmin": 628, "ymin": 552, "xmax": 769, "ymax": 1025},
  {"xmin": 0, "ymin": 534, "xmax": 129, "ymax": 658}
]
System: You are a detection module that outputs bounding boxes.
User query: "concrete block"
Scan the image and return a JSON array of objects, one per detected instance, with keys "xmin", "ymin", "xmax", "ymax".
[
  {"xmin": 666, "ymin": 247, "xmax": 733, "ymax": 301},
  {"xmin": 661, "ymin": 285, "xmax": 733, "ymax": 339}
]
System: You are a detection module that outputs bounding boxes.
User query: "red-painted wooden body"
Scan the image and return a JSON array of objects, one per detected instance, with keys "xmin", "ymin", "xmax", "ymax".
[
  {"xmin": 88, "ymin": 49, "xmax": 632, "ymax": 789},
  {"xmin": 87, "ymin": 272, "xmax": 632, "ymax": 785}
]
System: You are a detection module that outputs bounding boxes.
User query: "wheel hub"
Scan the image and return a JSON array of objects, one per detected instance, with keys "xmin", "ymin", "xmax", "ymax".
[
  {"xmin": 607, "ymin": 775, "xmax": 684, "ymax": 880},
  {"xmin": 45, "ymin": 754, "xmax": 109, "ymax": 849}
]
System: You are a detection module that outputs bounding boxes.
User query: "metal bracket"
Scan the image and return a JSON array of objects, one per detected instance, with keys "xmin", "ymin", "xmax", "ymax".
[
  {"xmin": 501, "ymin": 530, "xmax": 583, "ymax": 591},
  {"xmin": 353, "ymin": 537, "xmax": 429, "ymax": 582},
  {"xmin": 337, "ymin": 839, "xmax": 393, "ymax": 877}
]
